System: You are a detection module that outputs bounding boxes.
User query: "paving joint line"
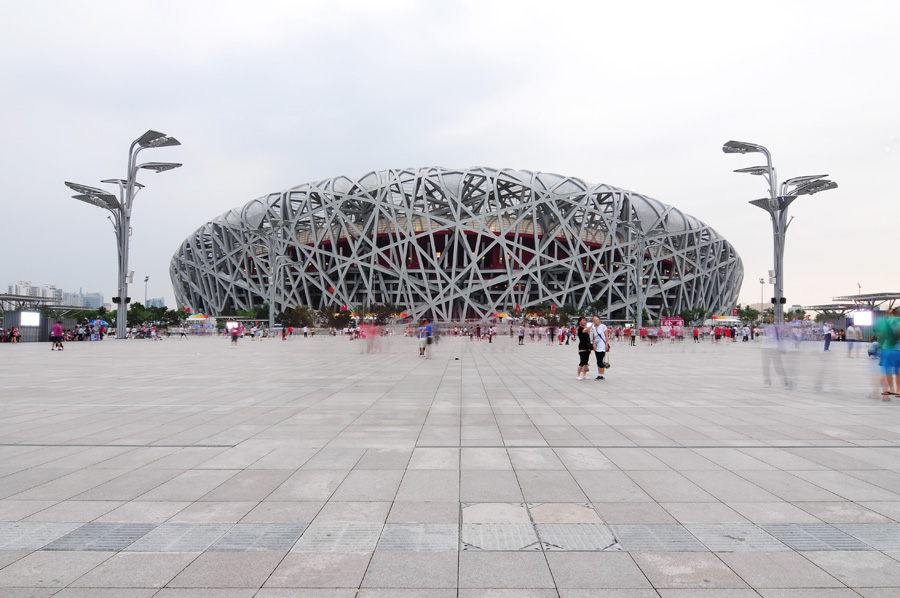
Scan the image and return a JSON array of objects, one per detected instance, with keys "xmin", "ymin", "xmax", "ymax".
[
  {"xmin": 415, "ymin": 444, "xmax": 900, "ymax": 449},
  {"xmin": 0, "ymin": 443, "xmax": 237, "ymax": 448}
]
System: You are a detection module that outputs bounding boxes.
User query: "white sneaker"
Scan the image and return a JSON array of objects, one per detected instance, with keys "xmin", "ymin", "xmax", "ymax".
[{"xmin": 576, "ymin": 374, "xmax": 583, "ymax": 380}]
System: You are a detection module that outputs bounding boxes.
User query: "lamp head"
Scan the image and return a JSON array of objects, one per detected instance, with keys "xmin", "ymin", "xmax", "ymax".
[
  {"xmin": 72, "ymin": 193, "xmax": 119, "ymax": 211},
  {"xmin": 733, "ymin": 166, "xmax": 769, "ymax": 175},
  {"xmin": 793, "ymin": 179, "xmax": 837, "ymax": 196},
  {"xmin": 136, "ymin": 130, "xmax": 181, "ymax": 148},
  {"xmin": 65, "ymin": 181, "xmax": 107, "ymax": 196},
  {"xmin": 782, "ymin": 174, "xmax": 827, "ymax": 188},
  {"xmin": 138, "ymin": 162, "xmax": 182, "ymax": 173},
  {"xmin": 723, "ymin": 140, "xmax": 760, "ymax": 154},
  {"xmin": 101, "ymin": 178, "xmax": 145, "ymax": 189}
]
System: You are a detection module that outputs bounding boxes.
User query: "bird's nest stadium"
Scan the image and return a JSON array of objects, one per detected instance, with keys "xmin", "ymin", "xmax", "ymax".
[{"xmin": 170, "ymin": 167, "xmax": 743, "ymax": 322}]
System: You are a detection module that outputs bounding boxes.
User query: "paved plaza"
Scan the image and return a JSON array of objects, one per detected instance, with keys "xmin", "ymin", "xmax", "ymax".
[{"xmin": 1, "ymin": 332, "xmax": 898, "ymax": 597}]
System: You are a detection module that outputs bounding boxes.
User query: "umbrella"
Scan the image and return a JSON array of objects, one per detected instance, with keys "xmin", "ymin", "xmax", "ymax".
[{"xmin": 89, "ymin": 319, "xmax": 109, "ymax": 326}]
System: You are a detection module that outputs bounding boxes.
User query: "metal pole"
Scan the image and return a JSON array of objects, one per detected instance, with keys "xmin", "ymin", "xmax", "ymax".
[
  {"xmin": 759, "ymin": 277, "xmax": 764, "ymax": 324},
  {"xmin": 116, "ymin": 140, "xmax": 140, "ymax": 339},
  {"xmin": 636, "ymin": 241, "xmax": 644, "ymax": 332},
  {"xmin": 116, "ymin": 213, "xmax": 128, "ymax": 338},
  {"xmin": 268, "ymin": 233, "xmax": 276, "ymax": 331},
  {"xmin": 772, "ymin": 207, "xmax": 787, "ymax": 325},
  {"xmin": 144, "ymin": 276, "xmax": 149, "ymax": 305}
]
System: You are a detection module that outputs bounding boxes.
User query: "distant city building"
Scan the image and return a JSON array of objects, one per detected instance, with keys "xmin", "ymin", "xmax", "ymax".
[
  {"xmin": 146, "ymin": 297, "xmax": 166, "ymax": 309},
  {"xmin": 41, "ymin": 284, "xmax": 62, "ymax": 300},
  {"xmin": 81, "ymin": 292, "xmax": 104, "ymax": 308},
  {"xmin": 62, "ymin": 292, "xmax": 83, "ymax": 306},
  {"xmin": 8, "ymin": 280, "xmax": 40, "ymax": 297},
  {"xmin": 7, "ymin": 282, "xmax": 102, "ymax": 307}
]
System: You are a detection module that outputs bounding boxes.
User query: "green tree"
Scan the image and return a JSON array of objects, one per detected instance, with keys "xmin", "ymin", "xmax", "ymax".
[
  {"xmin": 735, "ymin": 303, "xmax": 760, "ymax": 323},
  {"xmin": 162, "ymin": 308, "xmax": 188, "ymax": 326},
  {"xmin": 277, "ymin": 305, "xmax": 315, "ymax": 328},
  {"xmin": 585, "ymin": 298, "xmax": 607, "ymax": 318},
  {"xmin": 127, "ymin": 302, "xmax": 148, "ymax": 327},
  {"xmin": 326, "ymin": 308, "xmax": 353, "ymax": 330},
  {"xmin": 372, "ymin": 303, "xmax": 401, "ymax": 325},
  {"xmin": 680, "ymin": 308, "xmax": 697, "ymax": 325},
  {"xmin": 553, "ymin": 304, "xmax": 579, "ymax": 327}
]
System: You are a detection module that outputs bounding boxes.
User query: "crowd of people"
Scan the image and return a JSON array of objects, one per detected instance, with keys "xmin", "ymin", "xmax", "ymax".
[{"xmin": 0, "ymin": 328, "xmax": 20, "ymax": 343}]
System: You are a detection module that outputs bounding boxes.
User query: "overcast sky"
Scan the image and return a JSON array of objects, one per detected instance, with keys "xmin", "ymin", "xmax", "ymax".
[{"xmin": 1, "ymin": 0, "xmax": 897, "ymax": 312}]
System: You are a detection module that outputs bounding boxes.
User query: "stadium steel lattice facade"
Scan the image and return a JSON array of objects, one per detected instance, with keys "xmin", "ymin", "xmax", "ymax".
[{"xmin": 170, "ymin": 167, "xmax": 743, "ymax": 321}]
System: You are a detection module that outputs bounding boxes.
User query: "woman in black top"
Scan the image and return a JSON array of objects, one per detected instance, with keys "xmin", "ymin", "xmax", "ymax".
[{"xmin": 576, "ymin": 317, "xmax": 593, "ymax": 380}]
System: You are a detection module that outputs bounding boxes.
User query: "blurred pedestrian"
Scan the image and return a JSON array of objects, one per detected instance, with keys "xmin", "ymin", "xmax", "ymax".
[{"xmin": 875, "ymin": 310, "xmax": 900, "ymax": 399}]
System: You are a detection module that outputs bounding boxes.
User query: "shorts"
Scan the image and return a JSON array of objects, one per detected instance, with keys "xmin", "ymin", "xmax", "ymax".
[
  {"xmin": 879, "ymin": 349, "xmax": 900, "ymax": 375},
  {"xmin": 50, "ymin": 336, "xmax": 61, "ymax": 343},
  {"xmin": 594, "ymin": 351, "xmax": 606, "ymax": 368},
  {"xmin": 578, "ymin": 350, "xmax": 591, "ymax": 367}
]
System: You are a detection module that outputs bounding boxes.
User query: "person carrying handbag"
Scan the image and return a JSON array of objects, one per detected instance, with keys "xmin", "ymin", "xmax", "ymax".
[{"xmin": 591, "ymin": 316, "xmax": 610, "ymax": 380}]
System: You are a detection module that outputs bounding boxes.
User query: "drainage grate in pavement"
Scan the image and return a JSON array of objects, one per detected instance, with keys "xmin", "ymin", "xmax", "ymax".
[
  {"xmin": 0, "ymin": 522, "xmax": 82, "ymax": 550},
  {"xmin": 686, "ymin": 524, "xmax": 789, "ymax": 552},
  {"xmin": 292, "ymin": 522, "xmax": 383, "ymax": 552},
  {"xmin": 536, "ymin": 523, "xmax": 618, "ymax": 551},
  {"xmin": 761, "ymin": 524, "xmax": 870, "ymax": 551},
  {"xmin": 42, "ymin": 522, "xmax": 156, "ymax": 551},
  {"xmin": 835, "ymin": 524, "xmax": 900, "ymax": 551},
  {"xmin": 610, "ymin": 525, "xmax": 707, "ymax": 552},
  {"xmin": 209, "ymin": 523, "xmax": 306, "ymax": 551},
  {"xmin": 125, "ymin": 523, "xmax": 232, "ymax": 552},
  {"xmin": 377, "ymin": 524, "xmax": 458, "ymax": 551},
  {"xmin": 461, "ymin": 523, "xmax": 541, "ymax": 551}
]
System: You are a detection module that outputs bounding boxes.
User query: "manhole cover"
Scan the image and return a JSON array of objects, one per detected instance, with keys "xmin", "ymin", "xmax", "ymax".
[
  {"xmin": 461, "ymin": 523, "xmax": 541, "ymax": 551},
  {"xmin": 536, "ymin": 523, "xmax": 618, "ymax": 551}
]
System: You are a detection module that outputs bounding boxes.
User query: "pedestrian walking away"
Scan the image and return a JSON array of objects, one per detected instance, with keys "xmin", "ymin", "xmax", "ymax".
[{"xmin": 50, "ymin": 321, "xmax": 64, "ymax": 351}]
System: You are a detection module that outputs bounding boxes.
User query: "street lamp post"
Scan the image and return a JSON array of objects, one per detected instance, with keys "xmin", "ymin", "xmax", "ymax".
[
  {"xmin": 723, "ymin": 140, "xmax": 837, "ymax": 325},
  {"xmin": 144, "ymin": 276, "xmax": 150, "ymax": 306},
  {"xmin": 67, "ymin": 130, "xmax": 181, "ymax": 339},
  {"xmin": 759, "ymin": 277, "xmax": 765, "ymax": 324}
]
